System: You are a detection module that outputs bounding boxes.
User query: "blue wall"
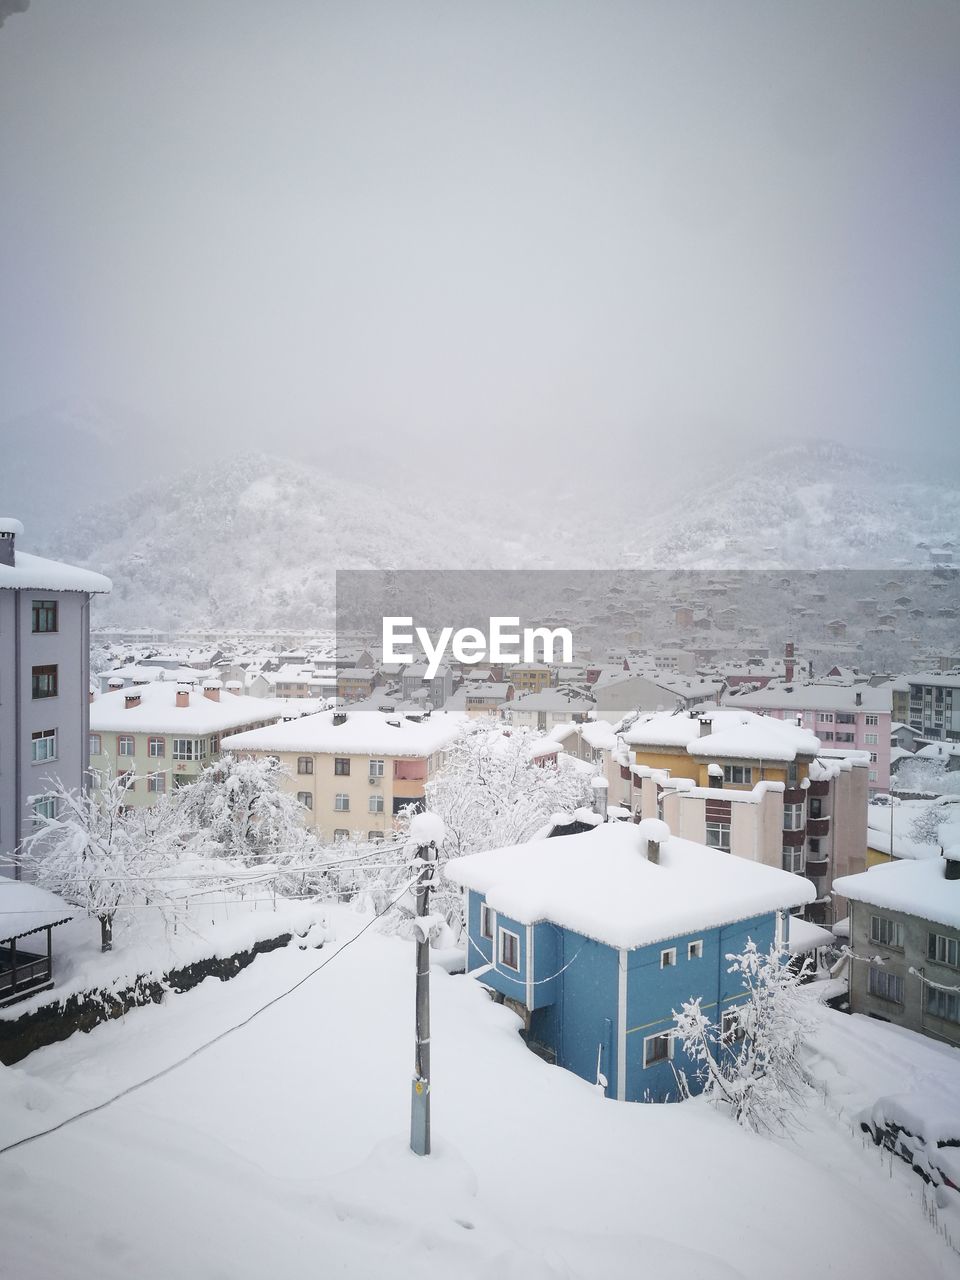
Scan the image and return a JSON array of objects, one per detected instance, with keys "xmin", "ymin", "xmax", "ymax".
[{"xmin": 466, "ymin": 890, "xmax": 778, "ymax": 1105}]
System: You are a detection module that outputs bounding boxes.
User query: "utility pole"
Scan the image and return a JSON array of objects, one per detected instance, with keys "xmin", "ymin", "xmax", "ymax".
[{"xmin": 410, "ymin": 837, "xmax": 436, "ymax": 1156}]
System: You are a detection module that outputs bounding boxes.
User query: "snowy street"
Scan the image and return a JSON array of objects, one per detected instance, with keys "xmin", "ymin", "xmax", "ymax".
[{"xmin": 1, "ymin": 905, "xmax": 957, "ymax": 1280}]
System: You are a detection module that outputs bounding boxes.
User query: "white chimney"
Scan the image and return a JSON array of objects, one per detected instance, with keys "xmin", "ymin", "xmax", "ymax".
[{"xmin": 591, "ymin": 776, "xmax": 608, "ymax": 822}]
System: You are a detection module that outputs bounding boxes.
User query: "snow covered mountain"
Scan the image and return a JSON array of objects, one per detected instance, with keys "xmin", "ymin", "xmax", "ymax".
[{"xmin": 21, "ymin": 440, "xmax": 960, "ymax": 630}]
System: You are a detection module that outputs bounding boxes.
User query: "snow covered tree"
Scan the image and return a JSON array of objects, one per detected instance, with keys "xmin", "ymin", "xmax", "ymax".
[
  {"xmin": 172, "ymin": 753, "xmax": 312, "ymax": 868},
  {"xmin": 424, "ymin": 723, "xmax": 594, "ymax": 860},
  {"xmin": 18, "ymin": 773, "xmax": 178, "ymax": 952},
  {"xmin": 672, "ymin": 940, "xmax": 814, "ymax": 1134}
]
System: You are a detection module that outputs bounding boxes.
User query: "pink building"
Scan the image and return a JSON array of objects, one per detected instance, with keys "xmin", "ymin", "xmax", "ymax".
[{"xmin": 723, "ymin": 681, "xmax": 892, "ymax": 796}]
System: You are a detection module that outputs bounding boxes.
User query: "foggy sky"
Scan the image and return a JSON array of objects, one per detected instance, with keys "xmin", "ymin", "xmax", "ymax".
[{"xmin": 1, "ymin": 1, "xmax": 958, "ymax": 475}]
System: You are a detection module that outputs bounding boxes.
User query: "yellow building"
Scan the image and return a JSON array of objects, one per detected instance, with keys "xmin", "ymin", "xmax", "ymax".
[
  {"xmin": 223, "ymin": 707, "xmax": 466, "ymax": 841},
  {"xmin": 507, "ymin": 663, "xmax": 552, "ymax": 694}
]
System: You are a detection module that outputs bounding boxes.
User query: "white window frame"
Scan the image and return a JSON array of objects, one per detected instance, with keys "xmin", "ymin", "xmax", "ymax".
[
  {"xmin": 782, "ymin": 848, "xmax": 803, "ymax": 873},
  {"xmin": 89, "ymin": 732, "xmax": 101, "ymax": 756},
  {"xmin": 31, "ymin": 729, "xmax": 57, "ymax": 763},
  {"xmin": 480, "ymin": 903, "xmax": 494, "ymax": 941},
  {"xmin": 868, "ymin": 965, "xmax": 903, "ymax": 1004},
  {"xmin": 499, "ymin": 926, "xmax": 520, "ymax": 971},
  {"xmin": 148, "ymin": 736, "xmax": 165, "ymax": 758},
  {"xmin": 173, "ymin": 738, "xmax": 199, "ymax": 761},
  {"xmin": 368, "ymin": 793, "xmax": 384, "ymax": 814},
  {"xmin": 334, "ymin": 793, "xmax": 350, "ymax": 812},
  {"xmin": 642, "ymin": 1031, "xmax": 673, "ymax": 1068},
  {"xmin": 660, "ymin": 947, "xmax": 677, "ymax": 968},
  {"xmin": 147, "ymin": 772, "xmax": 166, "ymax": 794},
  {"xmin": 369, "ymin": 758, "xmax": 385, "ymax": 778},
  {"xmin": 928, "ymin": 932, "xmax": 960, "ymax": 969},
  {"xmin": 723, "ymin": 764, "xmax": 753, "ymax": 785},
  {"xmin": 688, "ymin": 939, "xmax": 703, "ymax": 960},
  {"xmin": 705, "ymin": 821, "xmax": 730, "ymax": 851},
  {"xmin": 870, "ymin": 914, "xmax": 904, "ymax": 949},
  {"xmin": 864, "ymin": 733, "xmax": 878, "ymax": 745},
  {"xmin": 865, "ymin": 714, "xmax": 879, "ymax": 726},
  {"xmin": 32, "ymin": 795, "xmax": 57, "ymax": 823},
  {"xmin": 783, "ymin": 803, "xmax": 804, "ymax": 830},
  {"xmin": 117, "ymin": 734, "xmax": 136, "ymax": 758},
  {"xmin": 297, "ymin": 791, "xmax": 313, "ymax": 810}
]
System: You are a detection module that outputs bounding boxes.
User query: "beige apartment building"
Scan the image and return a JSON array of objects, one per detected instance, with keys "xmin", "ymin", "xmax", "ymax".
[
  {"xmin": 89, "ymin": 681, "xmax": 292, "ymax": 806},
  {"xmin": 223, "ymin": 708, "xmax": 466, "ymax": 841},
  {"xmin": 622, "ymin": 708, "xmax": 869, "ymax": 924}
]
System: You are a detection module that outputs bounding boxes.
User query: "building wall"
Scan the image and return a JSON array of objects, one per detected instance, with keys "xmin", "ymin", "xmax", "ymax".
[
  {"xmin": 848, "ymin": 900, "xmax": 960, "ymax": 1048},
  {"xmin": 0, "ymin": 590, "xmax": 90, "ymax": 874}
]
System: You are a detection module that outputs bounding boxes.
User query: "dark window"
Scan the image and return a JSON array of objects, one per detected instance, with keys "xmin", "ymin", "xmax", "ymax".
[
  {"xmin": 499, "ymin": 928, "xmax": 519, "ymax": 970},
  {"xmin": 32, "ymin": 665, "xmax": 58, "ymax": 699},
  {"xmin": 31, "ymin": 599, "xmax": 58, "ymax": 633},
  {"xmin": 298, "ymin": 756, "xmax": 314, "ymax": 775},
  {"xmin": 808, "ymin": 837, "xmax": 821, "ymax": 855},
  {"xmin": 334, "ymin": 757, "xmax": 350, "ymax": 776},
  {"xmin": 809, "ymin": 798, "xmax": 822, "ymax": 819},
  {"xmin": 480, "ymin": 904, "xmax": 494, "ymax": 940},
  {"xmin": 644, "ymin": 1032, "xmax": 671, "ymax": 1067}
]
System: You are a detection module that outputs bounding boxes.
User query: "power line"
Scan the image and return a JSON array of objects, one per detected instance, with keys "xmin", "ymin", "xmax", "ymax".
[{"xmin": 0, "ymin": 877, "xmax": 419, "ymax": 1159}]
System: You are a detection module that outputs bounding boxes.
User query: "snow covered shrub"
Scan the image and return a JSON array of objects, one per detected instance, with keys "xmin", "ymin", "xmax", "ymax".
[{"xmin": 672, "ymin": 941, "xmax": 815, "ymax": 1134}]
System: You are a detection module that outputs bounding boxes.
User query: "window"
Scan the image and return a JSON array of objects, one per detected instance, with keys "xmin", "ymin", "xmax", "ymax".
[
  {"xmin": 369, "ymin": 759, "xmax": 385, "ymax": 778},
  {"xmin": 32, "ymin": 795, "xmax": 57, "ymax": 822},
  {"xmin": 783, "ymin": 803, "xmax": 803, "ymax": 830},
  {"xmin": 148, "ymin": 772, "xmax": 166, "ymax": 794},
  {"xmin": 835, "ymin": 733, "xmax": 855, "ymax": 744},
  {"xmin": 117, "ymin": 735, "xmax": 135, "ymax": 757},
  {"xmin": 836, "ymin": 712, "xmax": 855, "ymax": 724},
  {"xmin": 368, "ymin": 830, "xmax": 385, "ymax": 841},
  {"xmin": 660, "ymin": 947, "xmax": 677, "ymax": 968},
  {"xmin": 369, "ymin": 794, "xmax": 384, "ymax": 814},
  {"xmin": 721, "ymin": 1007, "xmax": 747, "ymax": 1046},
  {"xmin": 334, "ymin": 758, "xmax": 351, "ymax": 776},
  {"xmin": 819, "ymin": 731, "xmax": 835, "ymax": 741},
  {"xmin": 334, "ymin": 829, "xmax": 349, "ymax": 842},
  {"xmin": 808, "ymin": 837, "xmax": 821, "ymax": 855},
  {"xmin": 817, "ymin": 712, "xmax": 834, "ymax": 723},
  {"xmin": 782, "ymin": 848, "xmax": 803, "ymax": 873},
  {"xmin": 865, "ymin": 714, "xmax": 879, "ymax": 726},
  {"xmin": 209, "ymin": 735, "xmax": 220, "ymax": 755},
  {"xmin": 688, "ymin": 939, "xmax": 703, "ymax": 960},
  {"xmin": 723, "ymin": 765, "xmax": 753, "ymax": 785},
  {"xmin": 868, "ymin": 966, "xmax": 903, "ymax": 1004},
  {"xmin": 808, "ymin": 797, "xmax": 822, "ymax": 819},
  {"xmin": 864, "ymin": 733, "xmax": 878, "ymax": 746},
  {"xmin": 173, "ymin": 738, "xmax": 201, "ymax": 761},
  {"xmin": 928, "ymin": 933, "xmax": 960, "ymax": 969},
  {"xmin": 499, "ymin": 927, "xmax": 520, "ymax": 971},
  {"xmin": 31, "ymin": 665, "xmax": 58, "ymax": 699},
  {"xmin": 870, "ymin": 915, "xmax": 904, "ymax": 949},
  {"xmin": 31, "ymin": 729, "xmax": 57, "ymax": 763},
  {"xmin": 643, "ymin": 1032, "xmax": 673, "ymax": 1067},
  {"xmin": 148, "ymin": 736, "xmax": 165, "ymax": 758},
  {"xmin": 869, "ymin": 752, "xmax": 878, "ymax": 763},
  {"xmin": 705, "ymin": 821, "xmax": 730, "ymax": 851},
  {"xmin": 335, "ymin": 793, "xmax": 350, "ymax": 812},
  {"xmin": 89, "ymin": 733, "xmax": 101, "ymax": 755},
  {"xmin": 869, "ymin": 771, "xmax": 878, "ymax": 783},
  {"xmin": 118, "ymin": 770, "xmax": 135, "ymax": 792},
  {"xmin": 31, "ymin": 599, "xmax": 58, "ymax": 633},
  {"xmin": 297, "ymin": 756, "xmax": 313, "ymax": 775},
  {"xmin": 926, "ymin": 988, "xmax": 960, "ymax": 1024},
  {"xmin": 297, "ymin": 791, "xmax": 313, "ymax": 809},
  {"xmin": 480, "ymin": 903, "xmax": 494, "ymax": 940}
]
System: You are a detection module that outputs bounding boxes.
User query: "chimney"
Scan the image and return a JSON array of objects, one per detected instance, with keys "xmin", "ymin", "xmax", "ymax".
[
  {"xmin": 945, "ymin": 850, "xmax": 960, "ymax": 882},
  {"xmin": 646, "ymin": 837, "xmax": 661, "ymax": 866},
  {"xmin": 0, "ymin": 517, "xmax": 23, "ymax": 568},
  {"xmin": 784, "ymin": 640, "xmax": 795, "ymax": 684},
  {"xmin": 333, "ymin": 711, "xmax": 347, "ymax": 726},
  {"xmin": 855, "ymin": 690, "xmax": 862, "ymax": 707},
  {"xmin": 699, "ymin": 716, "xmax": 712, "ymax": 738},
  {"xmin": 108, "ymin": 678, "xmax": 124, "ymax": 690},
  {"xmin": 203, "ymin": 681, "xmax": 221, "ymax": 702},
  {"xmin": 176, "ymin": 686, "xmax": 191, "ymax": 708},
  {"xmin": 124, "ymin": 691, "xmax": 141, "ymax": 709},
  {"xmin": 591, "ymin": 776, "xmax": 608, "ymax": 823},
  {"xmin": 88, "ymin": 689, "xmax": 95, "ymax": 704}
]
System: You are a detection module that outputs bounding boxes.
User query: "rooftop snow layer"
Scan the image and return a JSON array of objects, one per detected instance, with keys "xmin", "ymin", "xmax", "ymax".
[
  {"xmin": 91, "ymin": 682, "xmax": 288, "ymax": 734},
  {"xmin": 223, "ymin": 708, "xmax": 467, "ymax": 757},
  {"xmin": 0, "ymin": 549, "xmax": 111, "ymax": 594},
  {"xmin": 622, "ymin": 708, "xmax": 819, "ymax": 761},
  {"xmin": 834, "ymin": 857, "xmax": 960, "ymax": 929},
  {"xmin": 0, "ymin": 881, "xmax": 74, "ymax": 941},
  {"xmin": 444, "ymin": 820, "xmax": 814, "ymax": 949}
]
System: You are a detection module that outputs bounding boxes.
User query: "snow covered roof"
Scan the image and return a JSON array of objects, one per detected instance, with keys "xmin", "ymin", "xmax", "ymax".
[
  {"xmin": 510, "ymin": 689, "xmax": 595, "ymax": 711},
  {"xmin": 786, "ymin": 915, "xmax": 835, "ymax": 954},
  {"xmin": 865, "ymin": 809, "xmax": 940, "ymax": 861},
  {"xmin": 222, "ymin": 708, "xmax": 467, "ymax": 757},
  {"xmin": 0, "ymin": 549, "xmax": 111, "ymax": 594},
  {"xmin": 444, "ymin": 819, "xmax": 815, "ymax": 950},
  {"xmin": 90, "ymin": 682, "xmax": 287, "ymax": 734},
  {"xmin": 623, "ymin": 708, "xmax": 819, "ymax": 761},
  {"xmin": 727, "ymin": 682, "xmax": 891, "ymax": 714},
  {"xmin": 834, "ymin": 857, "xmax": 960, "ymax": 930},
  {"xmin": 0, "ymin": 881, "xmax": 74, "ymax": 941}
]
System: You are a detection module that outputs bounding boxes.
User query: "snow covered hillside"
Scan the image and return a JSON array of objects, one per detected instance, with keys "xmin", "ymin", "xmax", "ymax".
[
  {"xmin": 0, "ymin": 906, "xmax": 956, "ymax": 1280},
  {"xmin": 13, "ymin": 431, "xmax": 960, "ymax": 630}
]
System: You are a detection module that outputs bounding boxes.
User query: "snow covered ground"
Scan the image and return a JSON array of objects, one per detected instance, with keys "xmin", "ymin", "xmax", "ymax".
[{"xmin": 0, "ymin": 905, "xmax": 957, "ymax": 1279}]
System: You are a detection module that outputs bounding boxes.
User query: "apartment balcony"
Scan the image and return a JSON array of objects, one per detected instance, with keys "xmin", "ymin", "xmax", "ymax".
[
  {"xmin": 806, "ymin": 779, "xmax": 830, "ymax": 799},
  {"xmin": 807, "ymin": 817, "xmax": 831, "ymax": 838},
  {"xmin": 783, "ymin": 787, "xmax": 805, "ymax": 805},
  {"xmin": 393, "ymin": 759, "xmax": 427, "ymax": 782},
  {"xmin": 782, "ymin": 828, "xmax": 805, "ymax": 849},
  {"xmin": 805, "ymin": 858, "xmax": 829, "ymax": 878}
]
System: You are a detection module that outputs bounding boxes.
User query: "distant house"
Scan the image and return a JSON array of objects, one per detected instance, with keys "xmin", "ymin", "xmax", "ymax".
[
  {"xmin": 505, "ymin": 688, "xmax": 595, "ymax": 733},
  {"xmin": 400, "ymin": 663, "xmax": 453, "ymax": 709},
  {"xmin": 337, "ymin": 668, "xmax": 377, "ymax": 703},
  {"xmin": 833, "ymin": 853, "xmax": 960, "ymax": 1048},
  {"xmin": 444, "ymin": 819, "xmax": 814, "ymax": 1102}
]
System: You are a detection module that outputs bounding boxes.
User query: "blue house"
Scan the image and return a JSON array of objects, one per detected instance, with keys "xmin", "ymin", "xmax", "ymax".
[{"xmin": 444, "ymin": 819, "xmax": 815, "ymax": 1102}]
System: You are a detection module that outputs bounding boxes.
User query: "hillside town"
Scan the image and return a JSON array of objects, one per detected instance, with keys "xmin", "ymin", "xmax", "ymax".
[{"xmin": 2, "ymin": 515, "xmax": 959, "ymax": 1278}]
